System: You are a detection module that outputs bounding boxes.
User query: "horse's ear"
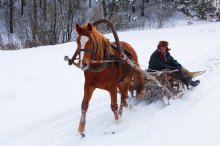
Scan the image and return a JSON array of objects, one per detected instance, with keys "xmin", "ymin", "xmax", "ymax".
[
  {"xmin": 87, "ymin": 23, "xmax": 93, "ymax": 31},
  {"xmin": 76, "ymin": 23, "xmax": 82, "ymax": 34}
]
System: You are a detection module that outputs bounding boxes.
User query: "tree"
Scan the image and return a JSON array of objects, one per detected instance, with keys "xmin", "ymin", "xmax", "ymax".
[
  {"xmin": 40, "ymin": 0, "xmax": 42, "ymax": 8},
  {"xmin": 192, "ymin": 0, "xmax": 216, "ymax": 20},
  {"xmin": 21, "ymin": 0, "xmax": 25, "ymax": 15},
  {"xmin": 141, "ymin": 0, "xmax": 145, "ymax": 16},
  {"xmin": 43, "ymin": 0, "xmax": 47, "ymax": 22},
  {"xmin": 32, "ymin": 0, "xmax": 37, "ymax": 41},
  {"xmin": 52, "ymin": 0, "xmax": 57, "ymax": 44},
  {"xmin": 66, "ymin": 0, "xmax": 72, "ymax": 42},
  {"xmin": 102, "ymin": 0, "xmax": 107, "ymax": 17},
  {"xmin": 177, "ymin": 0, "xmax": 191, "ymax": 17},
  {"xmin": 9, "ymin": 0, "xmax": 13, "ymax": 33},
  {"xmin": 89, "ymin": 0, "xmax": 91, "ymax": 8}
]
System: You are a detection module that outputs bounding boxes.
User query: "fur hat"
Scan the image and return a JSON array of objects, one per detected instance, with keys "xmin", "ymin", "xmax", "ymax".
[
  {"xmin": 157, "ymin": 40, "xmax": 170, "ymax": 51},
  {"xmin": 158, "ymin": 41, "xmax": 168, "ymax": 47}
]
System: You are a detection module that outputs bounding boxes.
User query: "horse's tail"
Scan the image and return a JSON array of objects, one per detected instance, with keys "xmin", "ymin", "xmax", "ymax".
[{"xmin": 133, "ymin": 70, "xmax": 145, "ymax": 98}]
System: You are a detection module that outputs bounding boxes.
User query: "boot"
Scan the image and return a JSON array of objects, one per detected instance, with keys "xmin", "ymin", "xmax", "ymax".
[
  {"xmin": 190, "ymin": 80, "xmax": 200, "ymax": 87},
  {"xmin": 184, "ymin": 77, "xmax": 192, "ymax": 89}
]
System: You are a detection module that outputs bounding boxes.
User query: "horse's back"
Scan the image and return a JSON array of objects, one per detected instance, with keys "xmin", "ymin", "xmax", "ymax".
[{"xmin": 119, "ymin": 41, "xmax": 138, "ymax": 62}]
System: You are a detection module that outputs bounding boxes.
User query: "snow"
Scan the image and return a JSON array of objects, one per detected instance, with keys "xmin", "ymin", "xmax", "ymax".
[{"xmin": 1, "ymin": 20, "xmax": 220, "ymax": 146}]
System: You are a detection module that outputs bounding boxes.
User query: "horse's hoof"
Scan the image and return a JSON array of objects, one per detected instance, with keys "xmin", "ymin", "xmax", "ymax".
[
  {"xmin": 126, "ymin": 104, "xmax": 132, "ymax": 110},
  {"xmin": 115, "ymin": 115, "xmax": 122, "ymax": 124},
  {"xmin": 80, "ymin": 132, "xmax": 85, "ymax": 138}
]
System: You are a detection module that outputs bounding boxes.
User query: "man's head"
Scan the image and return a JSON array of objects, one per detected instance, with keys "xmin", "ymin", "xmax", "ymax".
[{"xmin": 157, "ymin": 40, "xmax": 170, "ymax": 53}]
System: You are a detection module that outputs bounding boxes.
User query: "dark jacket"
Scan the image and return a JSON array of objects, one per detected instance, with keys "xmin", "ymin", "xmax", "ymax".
[{"xmin": 148, "ymin": 50, "xmax": 181, "ymax": 71}]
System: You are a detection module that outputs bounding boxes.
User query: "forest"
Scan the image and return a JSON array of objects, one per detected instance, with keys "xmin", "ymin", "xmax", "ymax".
[{"xmin": 0, "ymin": 0, "xmax": 219, "ymax": 50}]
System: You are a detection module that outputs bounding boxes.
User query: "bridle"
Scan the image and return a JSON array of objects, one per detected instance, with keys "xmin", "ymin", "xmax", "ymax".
[
  {"xmin": 77, "ymin": 35, "xmax": 122, "ymax": 72},
  {"xmin": 80, "ymin": 48, "xmax": 96, "ymax": 54},
  {"xmin": 79, "ymin": 35, "xmax": 120, "ymax": 65},
  {"xmin": 78, "ymin": 35, "xmax": 97, "ymax": 63},
  {"xmin": 80, "ymin": 48, "xmax": 96, "ymax": 61}
]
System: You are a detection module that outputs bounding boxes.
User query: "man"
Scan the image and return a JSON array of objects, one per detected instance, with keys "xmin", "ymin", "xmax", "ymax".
[{"xmin": 148, "ymin": 40, "xmax": 200, "ymax": 87}]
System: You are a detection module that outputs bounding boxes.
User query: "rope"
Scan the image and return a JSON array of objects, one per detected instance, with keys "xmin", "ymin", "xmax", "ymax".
[{"xmin": 147, "ymin": 68, "xmax": 178, "ymax": 73}]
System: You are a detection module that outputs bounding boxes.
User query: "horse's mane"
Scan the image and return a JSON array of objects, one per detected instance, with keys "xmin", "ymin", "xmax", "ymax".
[{"xmin": 82, "ymin": 24, "xmax": 115, "ymax": 60}]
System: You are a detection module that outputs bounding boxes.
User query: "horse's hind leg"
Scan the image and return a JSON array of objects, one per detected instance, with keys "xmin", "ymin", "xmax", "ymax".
[
  {"xmin": 109, "ymin": 87, "xmax": 120, "ymax": 121},
  {"xmin": 118, "ymin": 82, "xmax": 130, "ymax": 116},
  {"xmin": 78, "ymin": 83, "xmax": 95, "ymax": 135}
]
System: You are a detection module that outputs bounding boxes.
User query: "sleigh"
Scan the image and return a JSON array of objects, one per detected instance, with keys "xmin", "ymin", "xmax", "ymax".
[
  {"xmin": 64, "ymin": 18, "xmax": 205, "ymax": 136},
  {"xmin": 129, "ymin": 68, "xmax": 205, "ymax": 104}
]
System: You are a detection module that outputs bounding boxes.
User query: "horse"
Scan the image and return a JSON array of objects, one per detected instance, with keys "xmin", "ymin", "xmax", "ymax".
[{"xmin": 74, "ymin": 22, "xmax": 144, "ymax": 136}]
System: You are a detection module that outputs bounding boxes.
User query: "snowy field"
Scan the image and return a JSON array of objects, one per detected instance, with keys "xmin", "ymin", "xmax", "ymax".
[{"xmin": 1, "ymin": 20, "xmax": 220, "ymax": 146}]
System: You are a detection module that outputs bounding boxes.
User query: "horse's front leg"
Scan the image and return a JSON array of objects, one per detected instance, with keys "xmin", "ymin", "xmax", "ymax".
[
  {"xmin": 78, "ymin": 83, "xmax": 95, "ymax": 136},
  {"xmin": 109, "ymin": 87, "xmax": 120, "ymax": 121}
]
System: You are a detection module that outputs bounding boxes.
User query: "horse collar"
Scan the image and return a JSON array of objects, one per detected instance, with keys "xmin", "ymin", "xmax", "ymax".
[{"xmin": 88, "ymin": 47, "xmax": 112, "ymax": 72}]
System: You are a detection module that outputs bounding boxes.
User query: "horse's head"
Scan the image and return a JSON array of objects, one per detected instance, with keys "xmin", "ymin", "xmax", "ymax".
[
  {"xmin": 75, "ymin": 23, "xmax": 114, "ymax": 71},
  {"xmin": 75, "ymin": 23, "xmax": 96, "ymax": 71}
]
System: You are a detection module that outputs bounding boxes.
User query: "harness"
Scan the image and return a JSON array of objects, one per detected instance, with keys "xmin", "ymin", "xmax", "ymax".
[
  {"xmin": 82, "ymin": 43, "xmax": 133, "ymax": 82},
  {"xmin": 79, "ymin": 40, "xmax": 118, "ymax": 72},
  {"xmin": 88, "ymin": 47, "xmax": 120, "ymax": 72}
]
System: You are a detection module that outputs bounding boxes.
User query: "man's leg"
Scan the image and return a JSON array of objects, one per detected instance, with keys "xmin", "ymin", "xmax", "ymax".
[{"xmin": 171, "ymin": 71, "xmax": 199, "ymax": 88}]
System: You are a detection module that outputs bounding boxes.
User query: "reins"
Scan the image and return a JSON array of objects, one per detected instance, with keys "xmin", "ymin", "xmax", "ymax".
[{"xmin": 90, "ymin": 60, "xmax": 120, "ymax": 63}]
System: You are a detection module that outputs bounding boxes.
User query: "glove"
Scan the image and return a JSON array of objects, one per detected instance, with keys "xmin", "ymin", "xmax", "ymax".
[{"xmin": 172, "ymin": 64, "xmax": 182, "ymax": 71}]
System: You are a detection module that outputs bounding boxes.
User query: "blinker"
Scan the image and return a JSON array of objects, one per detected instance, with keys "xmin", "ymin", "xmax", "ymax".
[{"xmin": 80, "ymin": 49, "xmax": 96, "ymax": 54}]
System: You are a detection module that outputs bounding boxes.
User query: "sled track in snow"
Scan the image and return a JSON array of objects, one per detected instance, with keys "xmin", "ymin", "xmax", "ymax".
[
  {"xmin": 0, "ymin": 97, "xmax": 122, "ymax": 146},
  {"xmin": 0, "ymin": 109, "xmax": 80, "ymax": 146}
]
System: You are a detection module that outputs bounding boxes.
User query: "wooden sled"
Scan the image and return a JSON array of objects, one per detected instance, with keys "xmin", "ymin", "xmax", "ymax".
[{"xmin": 129, "ymin": 68, "xmax": 205, "ymax": 104}]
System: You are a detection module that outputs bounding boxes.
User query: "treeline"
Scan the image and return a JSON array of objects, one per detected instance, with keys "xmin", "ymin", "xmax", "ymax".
[
  {"xmin": 0, "ymin": 0, "xmax": 88, "ymax": 49},
  {"xmin": 0, "ymin": 0, "xmax": 219, "ymax": 50}
]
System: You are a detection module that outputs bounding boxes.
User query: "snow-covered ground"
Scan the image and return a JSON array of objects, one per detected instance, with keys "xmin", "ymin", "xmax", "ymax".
[{"xmin": 1, "ymin": 20, "xmax": 220, "ymax": 146}]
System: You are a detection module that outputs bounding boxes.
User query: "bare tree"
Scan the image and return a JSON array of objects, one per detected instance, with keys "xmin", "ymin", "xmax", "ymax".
[
  {"xmin": 141, "ymin": 0, "xmax": 145, "ymax": 16},
  {"xmin": 21, "ymin": 0, "xmax": 25, "ymax": 15},
  {"xmin": 89, "ymin": 0, "xmax": 91, "ymax": 8},
  {"xmin": 132, "ymin": 0, "xmax": 136, "ymax": 13},
  {"xmin": 58, "ymin": 0, "xmax": 63, "ymax": 15},
  {"xmin": 52, "ymin": 0, "xmax": 57, "ymax": 44},
  {"xmin": 32, "ymin": 0, "xmax": 37, "ymax": 41},
  {"xmin": 102, "ymin": 0, "xmax": 107, "ymax": 17},
  {"xmin": 9, "ymin": 0, "xmax": 13, "ymax": 33},
  {"xmin": 43, "ymin": 0, "xmax": 47, "ymax": 22},
  {"xmin": 66, "ymin": 0, "xmax": 72, "ymax": 41},
  {"xmin": 76, "ymin": 0, "xmax": 80, "ymax": 8},
  {"xmin": 39, "ymin": 0, "xmax": 42, "ymax": 8}
]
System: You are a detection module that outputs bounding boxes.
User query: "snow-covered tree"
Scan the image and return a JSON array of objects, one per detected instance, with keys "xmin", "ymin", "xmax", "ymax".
[{"xmin": 192, "ymin": 0, "xmax": 216, "ymax": 20}]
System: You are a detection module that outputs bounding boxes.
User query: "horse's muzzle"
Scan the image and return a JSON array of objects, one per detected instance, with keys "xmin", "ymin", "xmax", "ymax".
[{"xmin": 80, "ymin": 62, "xmax": 89, "ymax": 71}]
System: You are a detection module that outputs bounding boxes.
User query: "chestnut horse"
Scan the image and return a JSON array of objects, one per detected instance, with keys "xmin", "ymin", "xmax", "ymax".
[{"xmin": 75, "ymin": 22, "xmax": 144, "ymax": 136}]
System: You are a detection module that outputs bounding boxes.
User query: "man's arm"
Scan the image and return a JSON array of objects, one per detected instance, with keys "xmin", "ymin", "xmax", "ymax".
[
  {"xmin": 150, "ymin": 55, "xmax": 174, "ymax": 70},
  {"xmin": 167, "ymin": 53, "xmax": 181, "ymax": 68}
]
